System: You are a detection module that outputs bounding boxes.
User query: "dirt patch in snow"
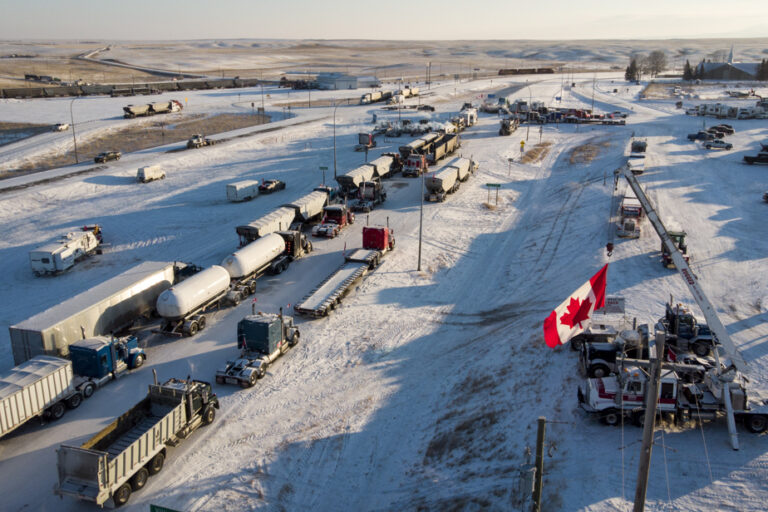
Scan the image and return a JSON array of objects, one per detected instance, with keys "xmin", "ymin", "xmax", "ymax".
[
  {"xmin": 521, "ymin": 141, "xmax": 552, "ymax": 164},
  {"xmin": 568, "ymin": 140, "xmax": 610, "ymax": 164},
  {"xmin": 1, "ymin": 112, "xmax": 270, "ymax": 177}
]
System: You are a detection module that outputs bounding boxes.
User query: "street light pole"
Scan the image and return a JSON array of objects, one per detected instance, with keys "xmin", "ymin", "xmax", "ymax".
[
  {"xmin": 526, "ymin": 81, "xmax": 532, "ymax": 141},
  {"xmin": 417, "ymin": 170, "xmax": 424, "ymax": 271},
  {"xmin": 261, "ymin": 83, "xmax": 265, "ymax": 112},
  {"xmin": 333, "ymin": 100, "xmax": 341, "ymax": 179},
  {"xmin": 69, "ymin": 97, "xmax": 79, "ymax": 164}
]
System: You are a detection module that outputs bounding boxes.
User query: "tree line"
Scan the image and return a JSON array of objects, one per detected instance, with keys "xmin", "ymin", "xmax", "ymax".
[{"xmin": 626, "ymin": 53, "xmax": 768, "ymax": 82}]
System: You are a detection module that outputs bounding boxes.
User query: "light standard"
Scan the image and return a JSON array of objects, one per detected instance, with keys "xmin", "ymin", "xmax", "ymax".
[
  {"xmin": 526, "ymin": 80, "xmax": 532, "ymax": 141},
  {"xmin": 332, "ymin": 100, "xmax": 342, "ymax": 179},
  {"xmin": 260, "ymin": 83, "xmax": 265, "ymax": 112},
  {"xmin": 417, "ymin": 168, "xmax": 424, "ymax": 271},
  {"xmin": 69, "ymin": 97, "xmax": 79, "ymax": 164}
]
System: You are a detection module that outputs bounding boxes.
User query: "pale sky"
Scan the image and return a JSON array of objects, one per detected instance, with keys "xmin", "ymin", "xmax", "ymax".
[{"xmin": 1, "ymin": 0, "xmax": 766, "ymax": 40}]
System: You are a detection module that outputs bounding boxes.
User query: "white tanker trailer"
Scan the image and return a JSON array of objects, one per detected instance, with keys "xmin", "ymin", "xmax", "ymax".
[{"xmin": 157, "ymin": 266, "xmax": 231, "ymax": 336}]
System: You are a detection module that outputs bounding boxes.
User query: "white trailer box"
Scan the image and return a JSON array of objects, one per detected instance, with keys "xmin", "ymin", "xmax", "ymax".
[
  {"xmin": 226, "ymin": 180, "xmax": 260, "ymax": 202},
  {"xmin": 446, "ymin": 157, "xmax": 473, "ymax": 181},
  {"xmin": 236, "ymin": 207, "xmax": 297, "ymax": 244},
  {"xmin": 366, "ymin": 155, "xmax": 395, "ymax": 179},
  {"xmin": 0, "ymin": 356, "xmax": 75, "ymax": 438},
  {"xmin": 10, "ymin": 261, "xmax": 180, "ymax": 364},
  {"xmin": 137, "ymin": 165, "xmax": 165, "ymax": 183},
  {"xmin": 29, "ymin": 231, "xmax": 101, "ymax": 275}
]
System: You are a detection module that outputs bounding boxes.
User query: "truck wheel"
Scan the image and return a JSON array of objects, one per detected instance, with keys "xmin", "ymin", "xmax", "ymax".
[
  {"xmin": 633, "ymin": 410, "xmax": 646, "ymax": 427},
  {"xmin": 113, "ymin": 483, "xmax": 132, "ymax": 507},
  {"xmin": 132, "ymin": 354, "xmax": 145, "ymax": 369},
  {"xmin": 602, "ymin": 410, "xmax": 620, "ymax": 426},
  {"xmin": 148, "ymin": 452, "xmax": 165, "ymax": 475},
  {"xmin": 257, "ymin": 366, "xmax": 266, "ymax": 379},
  {"xmin": 692, "ymin": 341, "xmax": 710, "ymax": 357},
  {"xmin": 588, "ymin": 364, "xmax": 610, "ymax": 379},
  {"xmin": 248, "ymin": 282, "xmax": 257, "ymax": 295},
  {"xmin": 202, "ymin": 405, "xmax": 216, "ymax": 425},
  {"xmin": 66, "ymin": 393, "xmax": 83, "ymax": 409},
  {"xmin": 50, "ymin": 402, "xmax": 66, "ymax": 420},
  {"xmin": 184, "ymin": 321, "xmax": 199, "ymax": 336},
  {"xmin": 745, "ymin": 414, "xmax": 768, "ymax": 434},
  {"xmin": 216, "ymin": 375, "xmax": 225, "ymax": 384},
  {"xmin": 130, "ymin": 468, "xmax": 149, "ymax": 491},
  {"xmin": 196, "ymin": 315, "xmax": 207, "ymax": 331},
  {"xmin": 249, "ymin": 372, "xmax": 258, "ymax": 386},
  {"xmin": 82, "ymin": 382, "xmax": 96, "ymax": 398},
  {"xmin": 289, "ymin": 332, "xmax": 300, "ymax": 347}
]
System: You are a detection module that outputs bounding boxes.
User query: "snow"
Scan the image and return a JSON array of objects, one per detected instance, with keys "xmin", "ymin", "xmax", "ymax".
[{"xmin": 0, "ymin": 70, "xmax": 767, "ymax": 511}]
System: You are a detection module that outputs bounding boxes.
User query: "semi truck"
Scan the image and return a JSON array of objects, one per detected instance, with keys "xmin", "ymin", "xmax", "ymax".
[
  {"xmin": 427, "ymin": 133, "xmax": 460, "ymax": 164},
  {"xmin": 336, "ymin": 165, "xmax": 376, "ymax": 196},
  {"xmin": 423, "ymin": 157, "xmax": 475, "ymax": 202},
  {"xmin": 1, "ymin": 336, "xmax": 145, "ymax": 439},
  {"xmin": 216, "ymin": 310, "xmax": 300, "ymax": 387},
  {"xmin": 10, "ymin": 261, "xmax": 191, "ymax": 365},
  {"xmin": 226, "ymin": 180, "xmax": 260, "ymax": 202},
  {"xmin": 295, "ymin": 226, "xmax": 395, "ymax": 317},
  {"xmin": 312, "ymin": 204, "xmax": 355, "ymax": 238},
  {"xmin": 123, "ymin": 100, "xmax": 182, "ymax": 118},
  {"xmin": 282, "ymin": 190, "xmax": 329, "ymax": 228},
  {"xmin": 365, "ymin": 153, "xmax": 400, "ymax": 179},
  {"xmin": 55, "ymin": 375, "xmax": 219, "ymax": 507},
  {"xmin": 360, "ymin": 91, "xmax": 383, "ymax": 104},
  {"xmin": 156, "ymin": 266, "xmax": 231, "ymax": 336},
  {"xmin": 351, "ymin": 180, "xmax": 387, "ymax": 212},
  {"xmin": 236, "ymin": 206, "xmax": 297, "ymax": 246},
  {"xmin": 29, "ymin": 225, "xmax": 103, "ymax": 276},
  {"xmin": 616, "ymin": 191, "xmax": 643, "ymax": 238}
]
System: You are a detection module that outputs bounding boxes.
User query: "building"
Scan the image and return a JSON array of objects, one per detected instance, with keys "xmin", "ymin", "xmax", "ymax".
[
  {"xmin": 315, "ymin": 73, "xmax": 358, "ymax": 90},
  {"xmin": 697, "ymin": 46, "xmax": 760, "ymax": 80}
]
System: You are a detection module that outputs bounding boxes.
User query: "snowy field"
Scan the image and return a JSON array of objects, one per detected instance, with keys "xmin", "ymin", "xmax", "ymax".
[{"xmin": 1, "ymin": 71, "xmax": 767, "ymax": 511}]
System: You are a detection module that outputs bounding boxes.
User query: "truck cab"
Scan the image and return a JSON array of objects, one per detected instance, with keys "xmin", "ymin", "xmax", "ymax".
[
  {"xmin": 216, "ymin": 312, "xmax": 300, "ymax": 387},
  {"xmin": 69, "ymin": 335, "xmax": 146, "ymax": 396},
  {"xmin": 656, "ymin": 302, "xmax": 714, "ymax": 356},
  {"xmin": 351, "ymin": 180, "xmax": 386, "ymax": 212},
  {"xmin": 312, "ymin": 205, "xmax": 355, "ymax": 238},
  {"xmin": 661, "ymin": 231, "xmax": 688, "ymax": 269},
  {"xmin": 403, "ymin": 153, "xmax": 428, "ymax": 177}
]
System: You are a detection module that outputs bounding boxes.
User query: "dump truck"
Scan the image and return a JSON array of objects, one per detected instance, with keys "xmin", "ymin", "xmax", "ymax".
[
  {"xmin": 55, "ymin": 375, "xmax": 219, "ymax": 507},
  {"xmin": 425, "ymin": 166, "xmax": 459, "ymax": 202},
  {"xmin": 312, "ymin": 204, "xmax": 355, "ymax": 238},
  {"xmin": 123, "ymin": 100, "xmax": 182, "ymax": 118},
  {"xmin": 226, "ymin": 180, "xmax": 260, "ymax": 202},
  {"xmin": 402, "ymin": 153, "xmax": 428, "ymax": 177},
  {"xmin": 10, "ymin": 261, "xmax": 193, "ymax": 365},
  {"xmin": 295, "ymin": 226, "xmax": 394, "ymax": 317},
  {"xmin": 283, "ymin": 190, "xmax": 329, "ymax": 228},
  {"xmin": 365, "ymin": 153, "xmax": 400, "ymax": 179},
  {"xmin": 351, "ymin": 179, "xmax": 387, "ymax": 212},
  {"xmin": 29, "ymin": 225, "xmax": 103, "ymax": 276},
  {"xmin": 0, "ymin": 356, "xmax": 81, "ymax": 439},
  {"xmin": 427, "ymin": 133, "xmax": 460, "ymax": 164},
  {"xmin": 336, "ymin": 165, "xmax": 376, "ymax": 196},
  {"xmin": 216, "ymin": 310, "xmax": 300, "ymax": 387},
  {"xmin": 236, "ymin": 206, "xmax": 297, "ymax": 246}
]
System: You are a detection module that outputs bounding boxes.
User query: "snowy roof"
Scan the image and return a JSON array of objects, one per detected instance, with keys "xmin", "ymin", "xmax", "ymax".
[{"xmin": 70, "ymin": 336, "xmax": 111, "ymax": 351}]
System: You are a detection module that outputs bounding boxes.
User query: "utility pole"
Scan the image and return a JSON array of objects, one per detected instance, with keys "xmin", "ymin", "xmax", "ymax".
[
  {"xmin": 417, "ymin": 169, "xmax": 424, "ymax": 271},
  {"xmin": 69, "ymin": 97, "xmax": 79, "ymax": 164},
  {"xmin": 591, "ymin": 73, "xmax": 596, "ymax": 113},
  {"xmin": 633, "ymin": 331, "xmax": 666, "ymax": 512},
  {"xmin": 532, "ymin": 416, "xmax": 546, "ymax": 512}
]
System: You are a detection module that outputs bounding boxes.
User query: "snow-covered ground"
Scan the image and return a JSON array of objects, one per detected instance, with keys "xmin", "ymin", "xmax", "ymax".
[{"xmin": 0, "ymin": 72, "xmax": 767, "ymax": 511}]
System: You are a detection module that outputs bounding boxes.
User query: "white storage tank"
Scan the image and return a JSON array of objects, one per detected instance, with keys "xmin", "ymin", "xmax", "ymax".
[
  {"xmin": 221, "ymin": 233, "xmax": 285, "ymax": 279},
  {"xmin": 156, "ymin": 265, "xmax": 231, "ymax": 320}
]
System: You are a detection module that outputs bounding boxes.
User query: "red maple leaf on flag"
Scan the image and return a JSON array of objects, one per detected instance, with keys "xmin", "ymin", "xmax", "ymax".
[{"xmin": 559, "ymin": 296, "xmax": 593, "ymax": 329}]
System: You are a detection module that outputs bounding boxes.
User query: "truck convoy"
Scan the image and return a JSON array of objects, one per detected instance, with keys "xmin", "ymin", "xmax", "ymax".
[
  {"xmin": 1, "ymin": 336, "xmax": 145, "ymax": 439},
  {"xmin": 55, "ymin": 375, "xmax": 219, "ymax": 507},
  {"xmin": 424, "ymin": 157, "xmax": 476, "ymax": 202},
  {"xmin": 226, "ymin": 180, "xmax": 260, "ymax": 202},
  {"xmin": 296, "ymin": 226, "xmax": 395, "ymax": 317},
  {"xmin": 216, "ymin": 310, "xmax": 300, "ymax": 387},
  {"xmin": 29, "ymin": 225, "xmax": 103, "ymax": 276},
  {"xmin": 10, "ymin": 261, "xmax": 191, "ymax": 364},
  {"xmin": 123, "ymin": 100, "xmax": 182, "ymax": 118},
  {"xmin": 158, "ymin": 231, "xmax": 311, "ymax": 336}
]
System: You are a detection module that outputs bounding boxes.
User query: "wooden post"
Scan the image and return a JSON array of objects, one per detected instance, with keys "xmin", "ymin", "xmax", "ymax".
[
  {"xmin": 633, "ymin": 331, "xmax": 666, "ymax": 512},
  {"xmin": 532, "ymin": 416, "xmax": 546, "ymax": 512}
]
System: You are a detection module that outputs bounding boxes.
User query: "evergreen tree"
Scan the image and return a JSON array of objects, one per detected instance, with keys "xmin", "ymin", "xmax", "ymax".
[
  {"xmin": 625, "ymin": 58, "xmax": 639, "ymax": 82},
  {"xmin": 683, "ymin": 60, "xmax": 693, "ymax": 81},
  {"xmin": 758, "ymin": 59, "xmax": 768, "ymax": 81}
]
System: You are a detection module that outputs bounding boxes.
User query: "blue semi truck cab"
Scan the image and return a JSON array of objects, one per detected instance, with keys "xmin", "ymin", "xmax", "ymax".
[{"xmin": 68, "ymin": 335, "xmax": 146, "ymax": 397}]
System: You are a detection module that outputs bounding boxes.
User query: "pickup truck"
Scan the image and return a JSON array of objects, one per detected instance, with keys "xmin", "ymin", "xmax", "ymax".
[
  {"xmin": 259, "ymin": 179, "xmax": 286, "ymax": 194},
  {"xmin": 94, "ymin": 151, "xmax": 121, "ymax": 163},
  {"xmin": 743, "ymin": 152, "xmax": 768, "ymax": 165},
  {"xmin": 687, "ymin": 131, "xmax": 716, "ymax": 142},
  {"xmin": 53, "ymin": 123, "xmax": 70, "ymax": 132},
  {"xmin": 703, "ymin": 139, "xmax": 733, "ymax": 150}
]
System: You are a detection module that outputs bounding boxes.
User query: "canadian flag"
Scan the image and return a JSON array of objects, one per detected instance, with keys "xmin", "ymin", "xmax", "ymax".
[{"xmin": 543, "ymin": 264, "xmax": 608, "ymax": 348}]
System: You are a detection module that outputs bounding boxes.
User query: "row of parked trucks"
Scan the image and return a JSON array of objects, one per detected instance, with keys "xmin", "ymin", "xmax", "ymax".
[
  {"xmin": 123, "ymin": 100, "xmax": 182, "ymax": 119},
  {"xmin": 359, "ymin": 85, "xmax": 419, "ymax": 105},
  {"xmin": 424, "ymin": 157, "xmax": 478, "ymax": 202},
  {"xmin": 686, "ymin": 100, "xmax": 768, "ymax": 120}
]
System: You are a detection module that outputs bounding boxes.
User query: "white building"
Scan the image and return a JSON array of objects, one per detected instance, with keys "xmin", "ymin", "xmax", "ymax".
[{"xmin": 316, "ymin": 73, "xmax": 358, "ymax": 90}]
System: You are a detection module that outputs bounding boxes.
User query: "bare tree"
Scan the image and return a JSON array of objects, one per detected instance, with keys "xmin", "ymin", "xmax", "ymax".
[
  {"xmin": 710, "ymin": 49, "xmax": 728, "ymax": 63},
  {"xmin": 647, "ymin": 50, "xmax": 668, "ymax": 78}
]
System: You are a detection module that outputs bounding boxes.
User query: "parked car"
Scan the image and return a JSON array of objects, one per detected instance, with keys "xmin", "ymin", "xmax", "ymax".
[
  {"xmin": 706, "ymin": 127, "xmax": 726, "ymax": 138},
  {"xmin": 417, "ymin": 105, "xmax": 436, "ymax": 112},
  {"xmin": 258, "ymin": 179, "xmax": 286, "ymax": 194},
  {"xmin": 714, "ymin": 124, "xmax": 735, "ymax": 135},
  {"xmin": 687, "ymin": 131, "xmax": 716, "ymax": 142},
  {"xmin": 703, "ymin": 140, "xmax": 733, "ymax": 151},
  {"xmin": 53, "ymin": 123, "xmax": 69, "ymax": 132},
  {"xmin": 94, "ymin": 151, "xmax": 121, "ymax": 163}
]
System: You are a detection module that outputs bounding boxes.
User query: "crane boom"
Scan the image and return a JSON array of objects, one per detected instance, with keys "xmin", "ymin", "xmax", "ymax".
[{"xmin": 618, "ymin": 164, "xmax": 747, "ymax": 372}]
